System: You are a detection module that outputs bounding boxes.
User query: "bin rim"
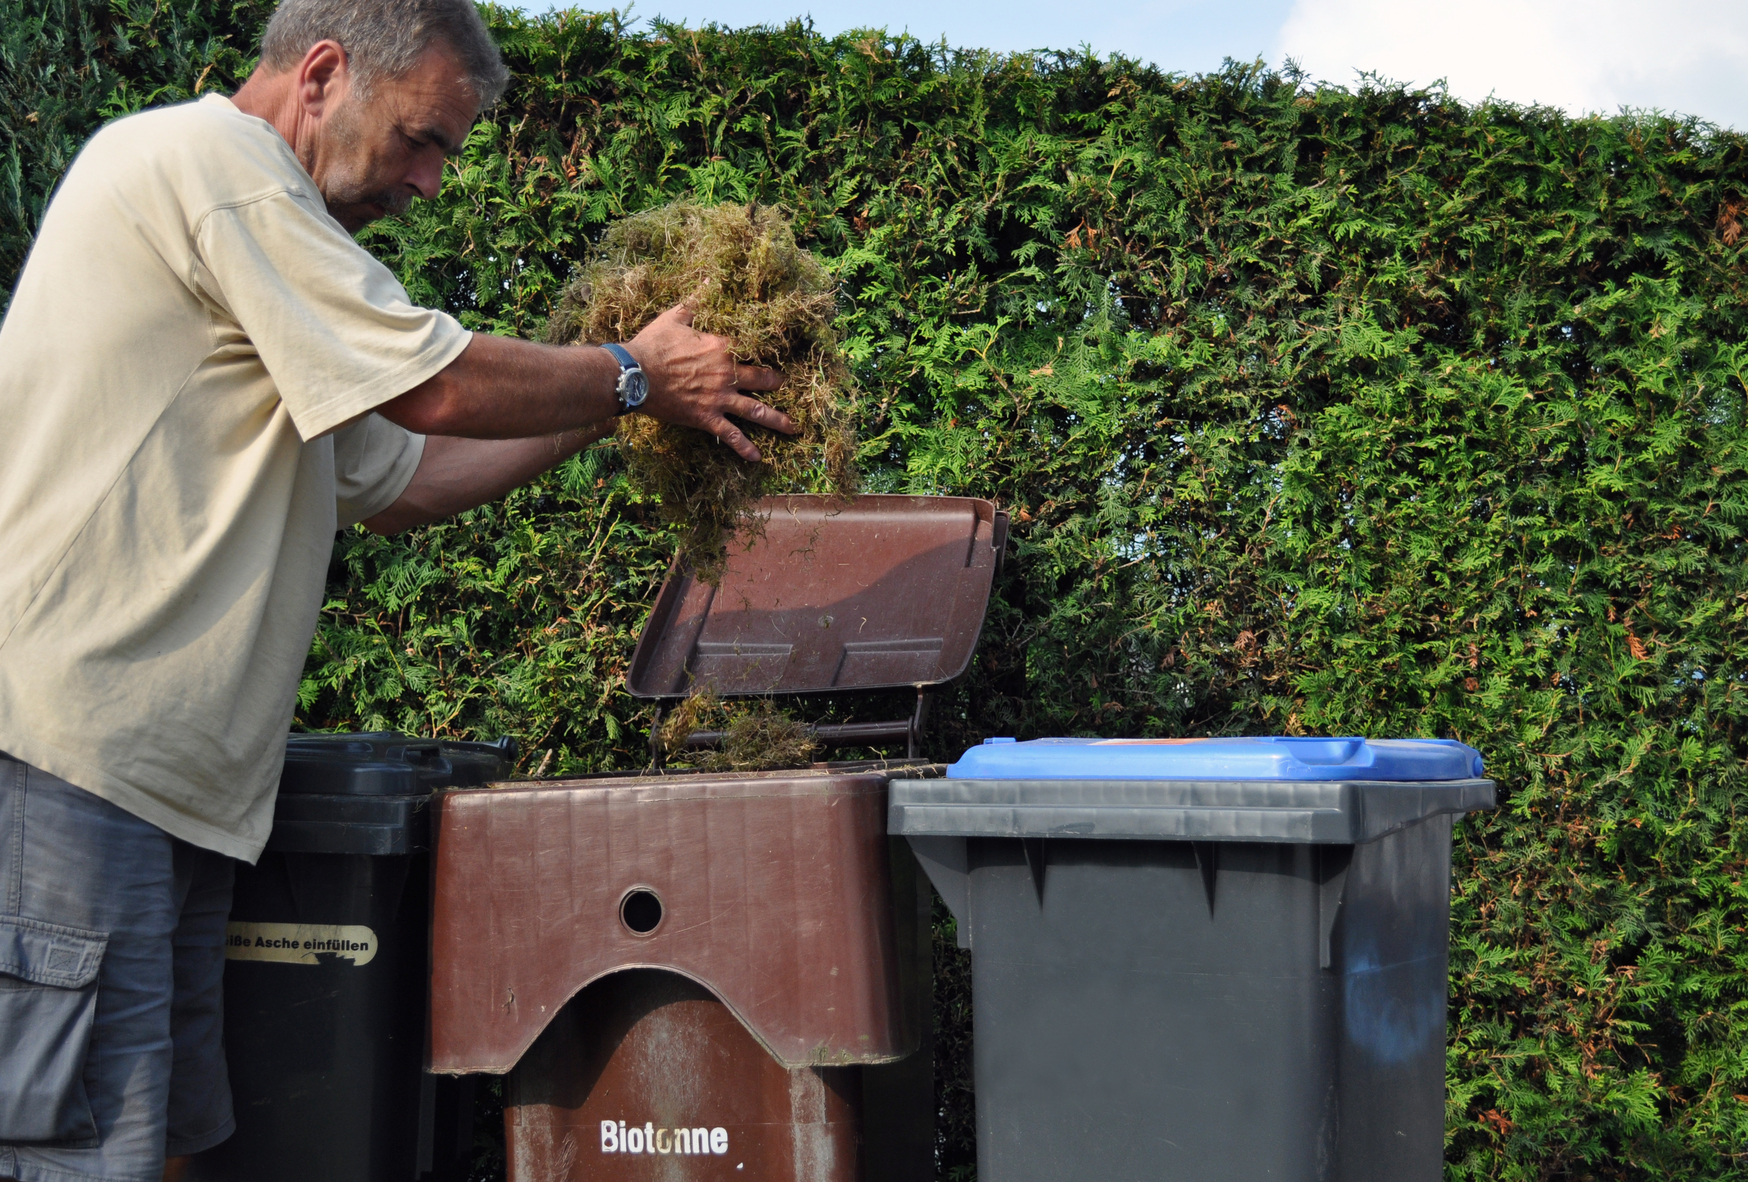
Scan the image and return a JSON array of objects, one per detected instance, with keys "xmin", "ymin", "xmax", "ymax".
[
  {"xmin": 889, "ymin": 775, "xmax": 1497, "ymax": 845},
  {"xmin": 452, "ymin": 761, "xmax": 944, "ymax": 794},
  {"xmin": 278, "ymin": 731, "xmax": 515, "ymax": 797}
]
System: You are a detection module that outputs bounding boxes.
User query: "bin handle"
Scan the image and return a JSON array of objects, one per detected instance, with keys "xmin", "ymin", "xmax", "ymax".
[{"xmin": 1318, "ymin": 845, "xmax": 1354, "ymax": 969}]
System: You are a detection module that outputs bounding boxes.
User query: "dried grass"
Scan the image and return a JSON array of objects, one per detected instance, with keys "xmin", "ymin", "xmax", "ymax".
[
  {"xmin": 656, "ymin": 688, "xmax": 817, "ymax": 772},
  {"xmin": 546, "ymin": 200, "xmax": 858, "ymax": 579}
]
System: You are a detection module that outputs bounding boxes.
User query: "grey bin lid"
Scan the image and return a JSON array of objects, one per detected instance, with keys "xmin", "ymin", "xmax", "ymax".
[{"xmin": 888, "ymin": 776, "xmax": 1497, "ymax": 845}]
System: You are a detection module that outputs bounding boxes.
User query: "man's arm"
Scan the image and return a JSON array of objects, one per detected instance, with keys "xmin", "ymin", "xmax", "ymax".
[
  {"xmin": 376, "ymin": 302, "xmax": 792, "ymax": 459},
  {"xmin": 360, "ymin": 427, "xmax": 611, "ymax": 534},
  {"xmin": 362, "ymin": 300, "xmax": 796, "ymax": 535}
]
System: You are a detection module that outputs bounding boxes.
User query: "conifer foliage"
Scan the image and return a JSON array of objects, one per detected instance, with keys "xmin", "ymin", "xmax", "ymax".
[{"xmin": 7, "ymin": 2, "xmax": 1748, "ymax": 1176}]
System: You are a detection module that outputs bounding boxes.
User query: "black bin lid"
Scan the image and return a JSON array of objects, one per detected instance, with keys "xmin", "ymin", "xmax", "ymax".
[
  {"xmin": 269, "ymin": 732, "xmax": 518, "ymax": 856},
  {"xmin": 279, "ymin": 732, "xmax": 519, "ymax": 796}
]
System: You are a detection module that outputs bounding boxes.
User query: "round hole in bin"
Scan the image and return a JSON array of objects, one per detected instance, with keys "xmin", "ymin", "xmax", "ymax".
[{"xmin": 620, "ymin": 888, "xmax": 663, "ymax": 935}]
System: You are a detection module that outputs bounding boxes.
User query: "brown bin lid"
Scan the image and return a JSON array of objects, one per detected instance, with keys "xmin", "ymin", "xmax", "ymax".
[{"xmin": 627, "ymin": 494, "xmax": 1006, "ymax": 699}]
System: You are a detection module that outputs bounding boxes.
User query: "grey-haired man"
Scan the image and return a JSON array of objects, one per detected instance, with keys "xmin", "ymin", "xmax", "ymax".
[{"xmin": 0, "ymin": 1, "xmax": 791, "ymax": 1179}]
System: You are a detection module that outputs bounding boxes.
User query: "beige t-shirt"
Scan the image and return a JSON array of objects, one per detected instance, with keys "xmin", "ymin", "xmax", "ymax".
[{"xmin": 0, "ymin": 94, "xmax": 470, "ymax": 862}]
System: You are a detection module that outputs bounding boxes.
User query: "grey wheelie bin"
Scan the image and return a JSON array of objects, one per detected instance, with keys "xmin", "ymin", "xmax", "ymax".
[
  {"xmin": 889, "ymin": 735, "xmax": 1496, "ymax": 1182},
  {"xmin": 189, "ymin": 732, "xmax": 514, "ymax": 1182}
]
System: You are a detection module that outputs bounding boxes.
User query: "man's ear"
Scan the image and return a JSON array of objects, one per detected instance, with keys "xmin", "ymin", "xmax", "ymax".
[{"xmin": 294, "ymin": 39, "xmax": 351, "ymax": 117}]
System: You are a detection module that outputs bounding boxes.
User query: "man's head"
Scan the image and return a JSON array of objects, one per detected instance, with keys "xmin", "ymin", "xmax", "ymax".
[{"xmin": 241, "ymin": 0, "xmax": 509, "ymax": 231}]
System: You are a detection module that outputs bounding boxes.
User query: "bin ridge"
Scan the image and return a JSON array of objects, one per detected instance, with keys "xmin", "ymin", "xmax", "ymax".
[{"xmin": 430, "ymin": 771, "xmax": 917, "ymax": 1074}]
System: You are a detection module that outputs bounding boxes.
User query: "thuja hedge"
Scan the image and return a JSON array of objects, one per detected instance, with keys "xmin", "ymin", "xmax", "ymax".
[{"xmin": 8, "ymin": 1, "xmax": 1748, "ymax": 1177}]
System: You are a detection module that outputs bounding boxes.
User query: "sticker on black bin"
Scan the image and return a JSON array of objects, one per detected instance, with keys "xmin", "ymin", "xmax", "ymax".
[{"xmin": 224, "ymin": 921, "xmax": 378, "ymax": 966}]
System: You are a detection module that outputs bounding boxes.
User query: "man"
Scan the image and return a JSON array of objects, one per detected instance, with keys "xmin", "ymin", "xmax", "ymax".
[{"xmin": 0, "ymin": 1, "xmax": 793, "ymax": 1179}]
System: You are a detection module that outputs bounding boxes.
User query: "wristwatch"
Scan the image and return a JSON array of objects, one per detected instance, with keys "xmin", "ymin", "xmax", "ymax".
[{"xmin": 601, "ymin": 342, "xmax": 648, "ymax": 415}]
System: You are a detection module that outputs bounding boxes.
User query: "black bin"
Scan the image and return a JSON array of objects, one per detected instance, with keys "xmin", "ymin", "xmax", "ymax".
[{"xmin": 189, "ymin": 732, "xmax": 514, "ymax": 1182}]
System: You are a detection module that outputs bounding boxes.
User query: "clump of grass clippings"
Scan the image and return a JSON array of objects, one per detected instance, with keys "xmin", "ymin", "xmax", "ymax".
[
  {"xmin": 545, "ymin": 200, "xmax": 858, "ymax": 580},
  {"xmin": 656, "ymin": 689, "xmax": 818, "ymax": 772}
]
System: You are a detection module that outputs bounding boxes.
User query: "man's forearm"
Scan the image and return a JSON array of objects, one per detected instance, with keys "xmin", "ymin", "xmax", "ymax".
[
  {"xmin": 377, "ymin": 303, "xmax": 793, "ymax": 462},
  {"xmin": 362, "ymin": 427, "xmax": 612, "ymax": 534},
  {"xmin": 380, "ymin": 333, "xmax": 623, "ymax": 439},
  {"xmin": 362, "ymin": 302, "xmax": 803, "ymax": 535}
]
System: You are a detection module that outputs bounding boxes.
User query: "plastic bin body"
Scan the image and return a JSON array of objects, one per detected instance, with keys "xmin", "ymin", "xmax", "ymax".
[
  {"xmin": 507, "ymin": 970, "xmax": 863, "ymax": 1180},
  {"xmin": 429, "ymin": 770, "xmax": 931, "ymax": 1182},
  {"xmin": 427, "ymin": 494, "xmax": 1005, "ymax": 1182},
  {"xmin": 190, "ymin": 733, "xmax": 511, "ymax": 1182},
  {"xmin": 891, "ymin": 736, "xmax": 1495, "ymax": 1182}
]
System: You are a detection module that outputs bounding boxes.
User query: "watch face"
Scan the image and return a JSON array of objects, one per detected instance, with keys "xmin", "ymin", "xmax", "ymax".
[{"xmin": 622, "ymin": 369, "xmax": 650, "ymax": 407}]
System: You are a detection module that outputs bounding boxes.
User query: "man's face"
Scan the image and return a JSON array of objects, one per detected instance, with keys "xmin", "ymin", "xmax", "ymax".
[{"xmin": 313, "ymin": 44, "xmax": 479, "ymax": 233}]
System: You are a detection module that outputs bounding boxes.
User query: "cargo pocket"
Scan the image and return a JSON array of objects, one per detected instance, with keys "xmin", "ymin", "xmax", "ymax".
[{"xmin": 0, "ymin": 914, "xmax": 107, "ymax": 1144}]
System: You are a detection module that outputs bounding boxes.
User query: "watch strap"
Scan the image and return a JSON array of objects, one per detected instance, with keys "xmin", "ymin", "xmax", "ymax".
[{"xmin": 601, "ymin": 342, "xmax": 638, "ymax": 372}]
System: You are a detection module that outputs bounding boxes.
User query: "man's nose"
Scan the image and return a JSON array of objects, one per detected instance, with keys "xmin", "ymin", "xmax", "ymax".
[{"xmin": 407, "ymin": 154, "xmax": 444, "ymax": 200}]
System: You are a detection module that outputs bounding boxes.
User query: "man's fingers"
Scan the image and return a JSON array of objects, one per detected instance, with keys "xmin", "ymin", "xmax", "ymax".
[
  {"xmin": 714, "ymin": 421, "xmax": 762, "ymax": 462},
  {"xmin": 724, "ymin": 394, "xmax": 798, "ymax": 435},
  {"xmin": 731, "ymin": 363, "xmax": 783, "ymax": 393}
]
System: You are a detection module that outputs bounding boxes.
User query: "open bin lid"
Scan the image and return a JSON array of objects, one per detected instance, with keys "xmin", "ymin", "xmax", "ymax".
[
  {"xmin": 891, "ymin": 735, "xmax": 1496, "ymax": 845},
  {"xmin": 627, "ymin": 494, "xmax": 1007, "ymax": 699}
]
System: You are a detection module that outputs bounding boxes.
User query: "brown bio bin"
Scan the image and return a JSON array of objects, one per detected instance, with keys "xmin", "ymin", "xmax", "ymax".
[{"xmin": 428, "ymin": 495, "xmax": 1006, "ymax": 1182}]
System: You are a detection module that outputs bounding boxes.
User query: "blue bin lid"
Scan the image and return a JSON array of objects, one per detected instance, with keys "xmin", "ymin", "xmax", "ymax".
[{"xmin": 946, "ymin": 736, "xmax": 1484, "ymax": 781}]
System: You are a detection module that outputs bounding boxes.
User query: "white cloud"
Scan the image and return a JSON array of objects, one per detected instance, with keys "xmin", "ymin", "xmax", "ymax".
[{"xmin": 1276, "ymin": 0, "xmax": 1748, "ymax": 129}]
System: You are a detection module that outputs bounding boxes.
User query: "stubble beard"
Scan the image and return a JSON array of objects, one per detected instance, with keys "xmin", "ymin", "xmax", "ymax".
[{"xmin": 320, "ymin": 96, "xmax": 413, "ymax": 232}]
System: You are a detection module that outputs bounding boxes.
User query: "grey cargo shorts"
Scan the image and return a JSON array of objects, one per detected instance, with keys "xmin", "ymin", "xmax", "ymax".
[{"xmin": 0, "ymin": 753, "xmax": 236, "ymax": 1182}]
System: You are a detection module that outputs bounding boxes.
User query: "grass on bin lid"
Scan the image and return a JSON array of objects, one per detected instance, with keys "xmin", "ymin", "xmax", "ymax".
[
  {"xmin": 545, "ymin": 200, "xmax": 858, "ymax": 581},
  {"xmin": 656, "ymin": 689, "xmax": 817, "ymax": 772}
]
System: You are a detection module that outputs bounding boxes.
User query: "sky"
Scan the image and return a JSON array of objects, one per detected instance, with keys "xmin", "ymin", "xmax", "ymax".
[{"xmin": 523, "ymin": 0, "xmax": 1748, "ymax": 131}]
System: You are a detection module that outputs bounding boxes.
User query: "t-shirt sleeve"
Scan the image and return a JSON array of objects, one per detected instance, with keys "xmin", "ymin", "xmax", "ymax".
[
  {"xmin": 191, "ymin": 190, "xmax": 470, "ymax": 440},
  {"xmin": 332, "ymin": 413, "xmax": 427, "ymax": 528}
]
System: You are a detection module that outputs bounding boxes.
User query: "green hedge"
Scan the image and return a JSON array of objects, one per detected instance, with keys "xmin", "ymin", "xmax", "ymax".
[{"xmin": 8, "ymin": 2, "xmax": 1748, "ymax": 1177}]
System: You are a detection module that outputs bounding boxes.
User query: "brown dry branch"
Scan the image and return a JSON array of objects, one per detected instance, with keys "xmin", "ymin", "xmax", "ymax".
[
  {"xmin": 1718, "ymin": 197, "xmax": 1744, "ymax": 247},
  {"xmin": 546, "ymin": 200, "xmax": 858, "ymax": 579}
]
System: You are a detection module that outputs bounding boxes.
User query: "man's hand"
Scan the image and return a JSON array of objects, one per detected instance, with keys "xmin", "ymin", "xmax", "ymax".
[{"xmin": 624, "ymin": 303, "xmax": 791, "ymax": 460}]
